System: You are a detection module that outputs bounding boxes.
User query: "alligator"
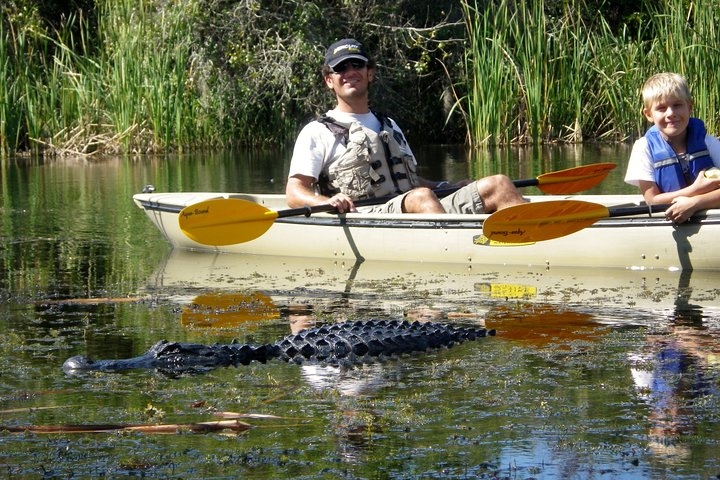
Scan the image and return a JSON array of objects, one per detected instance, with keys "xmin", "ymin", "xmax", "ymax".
[{"xmin": 63, "ymin": 319, "xmax": 494, "ymax": 373}]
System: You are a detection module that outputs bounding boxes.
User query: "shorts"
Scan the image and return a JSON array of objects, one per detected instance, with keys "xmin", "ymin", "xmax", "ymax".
[
  {"xmin": 440, "ymin": 183, "xmax": 484, "ymax": 214},
  {"xmin": 361, "ymin": 183, "xmax": 484, "ymax": 214}
]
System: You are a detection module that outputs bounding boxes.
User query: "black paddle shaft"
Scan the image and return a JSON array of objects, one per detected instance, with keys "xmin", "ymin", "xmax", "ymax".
[
  {"xmin": 608, "ymin": 203, "xmax": 671, "ymax": 218},
  {"xmin": 281, "ymin": 186, "xmax": 461, "ymax": 219}
]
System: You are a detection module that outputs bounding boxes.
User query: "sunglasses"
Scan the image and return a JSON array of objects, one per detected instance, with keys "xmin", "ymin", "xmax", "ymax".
[{"xmin": 331, "ymin": 59, "xmax": 367, "ymax": 74}]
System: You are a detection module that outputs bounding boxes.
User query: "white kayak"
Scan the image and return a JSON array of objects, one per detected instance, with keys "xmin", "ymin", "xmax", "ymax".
[{"xmin": 133, "ymin": 192, "xmax": 720, "ymax": 271}]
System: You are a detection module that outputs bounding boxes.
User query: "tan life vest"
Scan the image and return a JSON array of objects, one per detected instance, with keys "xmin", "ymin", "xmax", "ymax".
[{"xmin": 318, "ymin": 114, "xmax": 419, "ymax": 199}]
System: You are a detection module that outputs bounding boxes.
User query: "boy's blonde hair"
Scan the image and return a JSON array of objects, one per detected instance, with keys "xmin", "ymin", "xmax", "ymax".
[{"xmin": 642, "ymin": 72, "xmax": 692, "ymax": 109}]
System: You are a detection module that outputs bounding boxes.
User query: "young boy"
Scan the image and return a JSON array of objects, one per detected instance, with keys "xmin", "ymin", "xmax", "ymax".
[{"xmin": 624, "ymin": 72, "xmax": 720, "ymax": 223}]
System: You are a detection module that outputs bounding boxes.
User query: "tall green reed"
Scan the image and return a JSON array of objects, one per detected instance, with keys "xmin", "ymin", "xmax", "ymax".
[
  {"xmin": 0, "ymin": 19, "xmax": 20, "ymax": 158},
  {"xmin": 0, "ymin": 19, "xmax": 39, "ymax": 157},
  {"xmin": 457, "ymin": 0, "xmax": 720, "ymax": 146},
  {"xmin": 548, "ymin": 2, "xmax": 595, "ymax": 142},
  {"xmin": 458, "ymin": 0, "xmax": 572, "ymax": 145},
  {"xmin": 1, "ymin": 0, "xmax": 208, "ymax": 156},
  {"xmin": 514, "ymin": 0, "xmax": 548, "ymax": 143},
  {"xmin": 98, "ymin": 0, "xmax": 201, "ymax": 152},
  {"xmin": 100, "ymin": 0, "xmax": 203, "ymax": 151},
  {"xmin": 1, "ymin": 10, "xmax": 99, "ymax": 156},
  {"xmin": 457, "ymin": 0, "xmax": 519, "ymax": 146},
  {"xmin": 588, "ymin": 18, "xmax": 647, "ymax": 141}
]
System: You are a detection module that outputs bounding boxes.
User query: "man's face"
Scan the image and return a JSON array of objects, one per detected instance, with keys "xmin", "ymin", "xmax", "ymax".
[
  {"xmin": 324, "ymin": 59, "xmax": 374, "ymax": 99},
  {"xmin": 643, "ymin": 95, "xmax": 692, "ymax": 143}
]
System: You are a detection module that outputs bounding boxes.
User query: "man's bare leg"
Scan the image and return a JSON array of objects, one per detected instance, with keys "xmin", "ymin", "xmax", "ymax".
[{"xmin": 475, "ymin": 175, "xmax": 526, "ymax": 213}]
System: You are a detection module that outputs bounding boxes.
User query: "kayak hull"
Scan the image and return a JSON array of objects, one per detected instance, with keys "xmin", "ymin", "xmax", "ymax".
[{"xmin": 133, "ymin": 192, "xmax": 720, "ymax": 271}]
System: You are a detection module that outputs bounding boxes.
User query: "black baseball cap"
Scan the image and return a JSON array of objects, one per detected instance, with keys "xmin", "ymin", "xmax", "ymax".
[{"xmin": 324, "ymin": 39, "xmax": 369, "ymax": 68}]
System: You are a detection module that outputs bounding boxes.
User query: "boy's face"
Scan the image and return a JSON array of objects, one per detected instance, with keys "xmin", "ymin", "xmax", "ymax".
[{"xmin": 643, "ymin": 96, "xmax": 692, "ymax": 142}]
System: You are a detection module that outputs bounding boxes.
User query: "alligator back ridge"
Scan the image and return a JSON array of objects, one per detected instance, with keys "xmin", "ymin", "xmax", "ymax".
[{"xmin": 63, "ymin": 319, "xmax": 495, "ymax": 373}]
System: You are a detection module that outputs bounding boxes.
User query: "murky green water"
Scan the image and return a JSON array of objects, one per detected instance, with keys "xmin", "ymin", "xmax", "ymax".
[{"xmin": 1, "ymin": 147, "xmax": 719, "ymax": 479}]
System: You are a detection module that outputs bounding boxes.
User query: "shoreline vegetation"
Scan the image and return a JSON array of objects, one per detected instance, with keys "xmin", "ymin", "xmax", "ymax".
[{"xmin": 1, "ymin": 0, "xmax": 719, "ymax": 158}]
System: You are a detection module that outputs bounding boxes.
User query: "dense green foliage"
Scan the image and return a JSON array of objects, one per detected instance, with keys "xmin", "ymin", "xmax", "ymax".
[
  {"xmin": 1, "ymin": 0, "xmax": 719, "ymax": 155},
  {"xmin": 1, "ymin": 0, "xmax": 464, "ymax": 156}
]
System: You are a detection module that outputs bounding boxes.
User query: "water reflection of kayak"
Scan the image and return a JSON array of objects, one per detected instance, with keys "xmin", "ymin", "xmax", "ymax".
[{"xmin": 147, "ymin": 249, "xmax": 720, "ymax": 321}]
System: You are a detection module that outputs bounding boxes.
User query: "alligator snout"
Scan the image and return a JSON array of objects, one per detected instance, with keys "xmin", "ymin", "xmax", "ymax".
[{"xmin": 63, "ymin": 355, "xmax": 96, "ymax": 372}]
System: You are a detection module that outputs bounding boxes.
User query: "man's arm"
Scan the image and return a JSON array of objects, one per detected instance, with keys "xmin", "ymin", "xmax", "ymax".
[{"xmin": 286, "ymin": 174, "xmax": 356, "ymax": 213}]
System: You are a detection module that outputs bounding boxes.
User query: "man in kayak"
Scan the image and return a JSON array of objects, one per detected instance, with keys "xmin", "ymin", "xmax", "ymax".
[
  {"xmin": 624, "ymin": 72, "xmax": 720, "ymax": 224},
  {"xmin": 286, "ymin": 38, "xmax": 526, "ymax": 214}
]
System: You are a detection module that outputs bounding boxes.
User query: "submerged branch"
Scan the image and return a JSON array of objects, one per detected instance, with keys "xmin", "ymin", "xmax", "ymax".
[{"xmin": 1, "ymin": 419, "xmax": 254, "ymax": 434}]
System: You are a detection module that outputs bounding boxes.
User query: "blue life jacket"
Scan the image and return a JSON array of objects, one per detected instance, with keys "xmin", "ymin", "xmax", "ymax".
[{"xmin": 646, "ymin": 117, "xmax": 713, "ymax": 192}]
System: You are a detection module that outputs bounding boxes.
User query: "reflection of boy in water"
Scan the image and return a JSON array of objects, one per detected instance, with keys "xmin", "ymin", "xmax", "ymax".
[{"xmin": 630, "ymin": 321, "xmax": 720, "ymax": 459}]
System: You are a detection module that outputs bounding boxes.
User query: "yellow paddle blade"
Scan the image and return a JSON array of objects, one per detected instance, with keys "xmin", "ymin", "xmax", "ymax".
[
  {"xmin": 179, "ymin": 198, "xmax": 279, "ymax": 246},
  {"xmin": 483, "ymin": 200, "xmax": 610, "ymax": 243},
  {"xmin": 181, "ymin": 292, "xmax": 280, "ymax": 329},
  {"xmin": 535, "ymin": 163, "xmax": 616, "ymax": 194}
]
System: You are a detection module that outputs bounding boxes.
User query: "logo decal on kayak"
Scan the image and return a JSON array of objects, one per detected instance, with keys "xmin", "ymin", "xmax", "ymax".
[
  {"xmin": 181, "ymin": 206, "xmax": 210, "ymax": 219},
  {"xmin": 473, "ymin": 234, "xmax": 534, "ymax": 247}
]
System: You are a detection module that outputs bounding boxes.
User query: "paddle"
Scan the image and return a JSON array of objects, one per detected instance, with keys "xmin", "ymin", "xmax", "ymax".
[
  {"xmin": 482, "ymin": 200, "xmax": 671, "ymax": 243},
  {"xmin": 179, "ymin": 163, "xmax": 616, "ymax": 246},
  {"xmin": 510, "ymin": 162, "xmax": 616, "ymax": 194}
]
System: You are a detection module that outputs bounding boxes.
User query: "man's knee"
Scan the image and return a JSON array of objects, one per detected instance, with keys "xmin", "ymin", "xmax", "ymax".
[
  {"xmin": 484, "ymin": 174, "xmax": 513, "ymax": 189},
  {"xmin": 411, "ymin": 187, "xmax": 437, "ymax": 200},
  {"xmin": 476, "ymin": 175, "xmax": 524, "ymax": 212},
  {"xmin": 402, "ymin": 187, "xmax": 444, "ymax": 213}
]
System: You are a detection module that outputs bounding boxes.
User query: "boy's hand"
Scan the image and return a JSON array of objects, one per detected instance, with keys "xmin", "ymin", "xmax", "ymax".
[
  {"xmin": 704, "ymin": 167, "xmax": 720, "ymax": 179},
  {"xmin": 690, "ymin": 170, "xmax": 720, "ymax": 194},
  {"xmin": 666, "ymin": 196, "xmax": 698, "ymax": 224}
]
